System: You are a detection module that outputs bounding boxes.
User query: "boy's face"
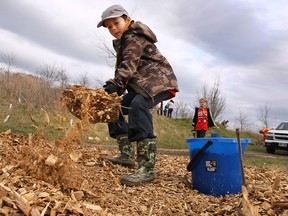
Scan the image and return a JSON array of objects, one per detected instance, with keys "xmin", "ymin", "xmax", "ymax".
[{"xmin": 104, "ymin": 17, "xmax": 126, "ymax": 39}]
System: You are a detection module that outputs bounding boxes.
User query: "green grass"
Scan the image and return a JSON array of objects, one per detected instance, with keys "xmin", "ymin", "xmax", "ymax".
[
  {"xmin": 246, "ymin": 144, "xmax": 266, "ymax": 153},
  {"xmin": 154, "ymin": 116, "xmax": 191, "ymax": 149},
  {"xmin": 0, "ymin": 104, "xmax": 264, "ymax": 147},
  {"xmin": 0, "ymin": 104, "xmax": 117, "ymax": 144},
  {"xmin": 244, "ymin": 144, "xmax": 288, "ymax": 168},
  {"xmin": 245, "ymin": 157, "xmax": 288, "ymax": 169},
  {"xmin": 1, "ymin": 105, "xmax": 62, "ymax": 138}
]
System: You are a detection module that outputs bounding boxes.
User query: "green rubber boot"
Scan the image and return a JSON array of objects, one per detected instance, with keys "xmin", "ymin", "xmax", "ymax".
[
  {"xmin": 106, "ymin": 135, "xmax": 135, "ymax": 168},
  {"xmin": 120, "ymin": 138, "xmax": 156, "ymax": 186}
]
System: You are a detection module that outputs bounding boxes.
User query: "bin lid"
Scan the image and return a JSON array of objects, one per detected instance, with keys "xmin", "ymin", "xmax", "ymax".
[{"xmin": 187, "ymin": 138, "xmax": 251, "ymax": 144}]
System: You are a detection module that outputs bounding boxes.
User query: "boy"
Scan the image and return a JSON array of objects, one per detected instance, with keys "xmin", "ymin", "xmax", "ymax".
[{"xmin": 97, "ymin": 5, "xmax": 179, "ymax": 186}]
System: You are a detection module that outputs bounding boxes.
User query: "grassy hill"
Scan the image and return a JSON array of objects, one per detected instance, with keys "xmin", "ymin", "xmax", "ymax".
[
  {"xmin": 0, "ymin": 71, "xmax": 263, "ymax": 150},
  {"xmin": 0, "ymin": 101, "xmax": 262, "ymax": 149}
]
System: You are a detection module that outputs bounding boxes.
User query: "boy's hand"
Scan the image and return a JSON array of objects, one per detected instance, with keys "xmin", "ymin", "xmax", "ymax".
[{"xmin": 103, "ymin": 83, "xmax": 118, "ymax": 94}]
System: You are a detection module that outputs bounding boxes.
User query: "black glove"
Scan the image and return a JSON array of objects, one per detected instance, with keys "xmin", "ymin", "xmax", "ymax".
[{"xmin": 103, "ymin": 83, "xmax": 119, "ymax": 94}]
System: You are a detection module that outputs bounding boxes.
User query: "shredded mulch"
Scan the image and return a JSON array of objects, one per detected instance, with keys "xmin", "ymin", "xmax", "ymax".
[
  {"xmin": 61, "ymin": 85, "xmax": 121, "ymax": 124},
  {"xmin": 0, "ymin": 130, "xmax": 288, "ymax": 216}
]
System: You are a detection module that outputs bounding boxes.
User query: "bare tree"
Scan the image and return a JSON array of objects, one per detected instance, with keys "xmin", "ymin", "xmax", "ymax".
[
  {"xmin": 0, "ymin": 54, "xmax": 16, "ymax": 93},
  {"xmin": 97, "ymin": 38, "xmax": 116, "ymax": 59},
  {"xmin": 56, "ymin": 65, "xmax": 70, "ymax": 89},
  {"xmin": 92, "ymin": 77, "xmax": 106, "ymax": 89},
  {"xmin": 197, "ymin": 77, "xmax": 226, "ymax": 120},
  {"xmin": 174, "ymin": 100, "xmax": 193, "ymax": 118},
  {"xmin": 34, "ymin": 63, "xmax": 65, "ymax": 108},
  {"xmin": 92, "ymin": 36, "xmax": 117, "ymax": 69},
  {"xmin": 1, "ymin": 53, "xmax": 16, "ymax": 74},
  {"xmin": 78, "ymin": 72, "xmax": 90, "ymax": 86},
  {"xmin": 36, "ymin": 63, "xmax": 59, "ymax": 87},
  {"xmin": 235, "ymin": 110, "xmax": 252, "ymax": 131},
  {"xmin": 258, "ymin": 103, "xmax": 271, "ymax": 128}
]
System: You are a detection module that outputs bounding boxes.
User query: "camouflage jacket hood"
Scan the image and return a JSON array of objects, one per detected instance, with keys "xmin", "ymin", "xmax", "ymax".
[{"xmin": 107, "ymin": 21, "xmax": 179, "ymax": 98}]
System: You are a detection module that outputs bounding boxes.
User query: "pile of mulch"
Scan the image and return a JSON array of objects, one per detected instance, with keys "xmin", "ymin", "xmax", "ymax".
[
  {"xmin": 61, "ymin": 85, "xmax": 122, "ymax": 124},
  {"xmin": 0, "ymin": 131, "xmax": 288, "ymax": 215}
]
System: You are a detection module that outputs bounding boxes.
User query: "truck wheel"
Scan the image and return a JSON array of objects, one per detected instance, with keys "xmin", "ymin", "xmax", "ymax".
[{"xmin": 266, "ymin": 147, "xmax": 275, "ymax": 154}]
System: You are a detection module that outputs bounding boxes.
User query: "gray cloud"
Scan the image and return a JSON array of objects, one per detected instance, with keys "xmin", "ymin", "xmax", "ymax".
[
  {"xmin": 0, "ymin": 1, "xmax": 102, "ymax": 65},
  {"xmin": 163, "ymin": 0, "xmax": 281, "ymax": 65}
]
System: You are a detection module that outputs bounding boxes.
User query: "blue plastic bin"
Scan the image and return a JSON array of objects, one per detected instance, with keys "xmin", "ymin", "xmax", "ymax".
[
  {"xmin": 211, "ymin": 132, "xmax": 221, "ymax": 137},
  {"xmin": 187, "ymin": 138, "xmax": 251, "ymax": 197}
]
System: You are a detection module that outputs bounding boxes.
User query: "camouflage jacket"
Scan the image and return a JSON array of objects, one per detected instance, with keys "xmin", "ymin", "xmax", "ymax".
[{"xmin": 106, "ymin": 21, "xmax": 179, "ymax": 99}]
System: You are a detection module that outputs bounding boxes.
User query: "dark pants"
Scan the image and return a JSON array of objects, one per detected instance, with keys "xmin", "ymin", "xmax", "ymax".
[
  {"xmin": 167, "ymin": 108, "xmax": 173, "ymax": 118},
  {"xmin": 196, "ymin": 130, "xmax": 207, "ymax": 138},
  {"xmin": 108, "ymin": 91, "xmax": 171, "ymax": 142}
]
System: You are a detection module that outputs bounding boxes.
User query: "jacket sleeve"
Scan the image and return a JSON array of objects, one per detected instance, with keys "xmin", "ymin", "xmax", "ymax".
[
  {"xmin": 192, "ymin": 107, "xmax": 198, "ymax": 127},
  {"xmin": 207, "ymin": 108, "xmax": 217, "ymax": 127}
]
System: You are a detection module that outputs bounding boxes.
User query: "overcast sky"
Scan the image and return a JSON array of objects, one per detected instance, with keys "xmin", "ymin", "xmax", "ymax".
[{"xmin": 1, "ymin": 0, "xmax": 287, "ymax": 131}]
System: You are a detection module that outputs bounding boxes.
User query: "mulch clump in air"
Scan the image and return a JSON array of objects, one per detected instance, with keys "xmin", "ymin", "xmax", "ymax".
[{"xmin": 62, "ymin": 85, "xmax": 122, "ymax": 124}]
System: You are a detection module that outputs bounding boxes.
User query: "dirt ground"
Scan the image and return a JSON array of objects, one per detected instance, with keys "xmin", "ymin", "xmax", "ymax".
[{"xmin": 1, "ymin": 131, "xmax": 288, "ymax": 216}]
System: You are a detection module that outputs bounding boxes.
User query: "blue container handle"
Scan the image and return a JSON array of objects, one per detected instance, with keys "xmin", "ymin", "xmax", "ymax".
[{"xmin": 187, "ymin": 140, "xmax": 213, "ymax": 171}]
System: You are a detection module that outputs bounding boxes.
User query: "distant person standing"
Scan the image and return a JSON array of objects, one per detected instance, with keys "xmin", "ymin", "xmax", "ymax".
[
  {"xmin": 192, "ymin": 98, "xmax": 218, "ymax": 138},
  {"xmin": 221, "ymin": 120, "xmax": 229, "ymax": 128},
  {"xmin": 156, "ymin": 103, "xmax": 162, "ymax": 115},
  {"xmin": 167, "ymin": 100, "xmax": 175, "ymax": 118},
  {"xmin": 259, "ymin": 127, "xmax": 271, "ymax": 143},
  {"xmin": 163, "ymin": 104, "xmax": 169, "ymax": 116}
]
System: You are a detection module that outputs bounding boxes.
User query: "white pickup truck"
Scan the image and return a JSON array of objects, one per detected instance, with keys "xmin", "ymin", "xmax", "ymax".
[{"xmin": 265, "ymin": 122, "xmax": 288, "ymax": 154}]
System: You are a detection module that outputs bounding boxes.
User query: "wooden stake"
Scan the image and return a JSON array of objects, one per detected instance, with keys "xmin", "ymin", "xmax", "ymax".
[{"xmin": 236, "ymin": 128, "xmax": 246, "ymax": 186}]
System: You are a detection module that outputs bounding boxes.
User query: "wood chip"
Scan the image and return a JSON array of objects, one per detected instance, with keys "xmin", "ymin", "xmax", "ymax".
[
  {"xmin": 45, "ymin": 154, "xmax": 58, "ymax": 166},
  {"xmin": 272, "ymin": 175, "xmax": 281, "ymax": 190}
]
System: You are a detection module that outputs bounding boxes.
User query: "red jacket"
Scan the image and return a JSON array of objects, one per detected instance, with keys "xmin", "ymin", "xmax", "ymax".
[
  {"xmin": 259, "ymin": 128, "xmax": 270, "ymax": 140},
  {"xmin": 192, "ymin": 107, "xmax": 216, "ymax": 130}
]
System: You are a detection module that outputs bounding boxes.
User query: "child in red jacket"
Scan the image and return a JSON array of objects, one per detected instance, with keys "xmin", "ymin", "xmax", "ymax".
[{"xmin": 192, "ymin": 98, "xmax": 218, "ymax": 138}]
